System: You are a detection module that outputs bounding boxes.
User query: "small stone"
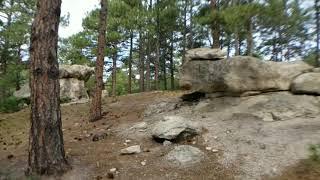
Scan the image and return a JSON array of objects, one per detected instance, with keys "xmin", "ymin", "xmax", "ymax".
[
  {"xmin": 192, "ymin": 141, "xmax": 196, "ymax": 145},
  {"xmin": 110, "ymin": 168, "xmax": 117, "ymax": 173},
  {"xmin": 206, "ymin": 147, "xmax": 213, "ymax": 151},
  {"xmin": 74, "ymin": 123, "xmax": 80, "ymax": 127},
  {"xmin": 212, "ymin": 149, "xmax": 219, "ymax": 153},
  {"xmin": 163, "ymin": 140, "xmax": 172, "ymax": 146},
  {"xmin": 120, "ymin": 145, "xmax": 141, "ymax": 155},
  {"xmin": 7, "ymin": 154, "xmax": 14, "ymax": 159},
  {"xmin": 141, "ymin": 160, "xmax": 146, "ymax": 166},
  {"xmin": 213, "ymin": 136, "xmax": 218, "ymax": 140},
  {"xmin": 260, "ymin": 144, "xmax": 266, "ymax": 150},
  {"xmin": 92, "ymin": 132, "xmax": 108, "ymax": 142},
  {"xmin": 125, "ymin": 139, "xmax": 132, "ymax": 143},
  {"xmin": 107, "ymin": 172, "xmax": 114, "ymax": 179}
]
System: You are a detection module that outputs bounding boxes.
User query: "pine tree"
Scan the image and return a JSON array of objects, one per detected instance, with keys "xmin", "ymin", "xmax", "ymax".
[
  {"xmin": 89, "ymin": 0, "xmax": 108, "ymax": 122},
  {"xmin": 28, "ymin": 0, "xmax": 69, "ymax": 175}
]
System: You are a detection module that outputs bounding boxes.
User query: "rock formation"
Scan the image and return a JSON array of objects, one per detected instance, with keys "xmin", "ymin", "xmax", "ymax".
[{"xmin": 14, "ymin": 64, "xmax": 94, "ymax": 103}]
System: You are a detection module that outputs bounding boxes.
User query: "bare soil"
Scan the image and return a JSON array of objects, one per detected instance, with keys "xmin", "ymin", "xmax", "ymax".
[{"xmin": 0, "ymin": 91, "xmax": 319, "ymax": 180}]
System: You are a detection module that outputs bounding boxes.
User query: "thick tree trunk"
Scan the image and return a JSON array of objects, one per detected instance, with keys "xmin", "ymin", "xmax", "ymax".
[
  {"xmin": 89, "ymin": 0, "xmax": 108, "ymax": 122},
  {"xmin": 170, "ymin": 33, "xmax": 175, "ymax": 90},
  {"xmin": 128, "ymin": 32, "xmax": 133, "ymax": 94},
  {"xmin": 139, "ymin": 32, "xmax": 145, "ymax": 92},
  {"xmin": 112, "ymin": 50, "xmax": 117, "ymax": 97},
  {"xmin": 210, "ymin": 0, "xmax": 220, "ymax": 49},
  {"xmin": 316, "ymin": 0, "xmax": 320, "ymax": 66},
  {"xmin": 28, "ymin": 0, "xmax": 70, "ymax": 175}
]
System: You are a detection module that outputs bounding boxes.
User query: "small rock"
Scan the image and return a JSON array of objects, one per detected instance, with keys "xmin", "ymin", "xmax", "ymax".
[
  {"xmin": 205, "ymin": 147, "xmax": 213, "ymax": 151},
  {"xmin": 259, "ymin": 144, "xmax": 266, "ymax": 150},
  {"xmin": 141, "ymin": 160, "xmax": 147, "ymax": 166},
  {"xmin": 192, "ymin": 141, "xmax": 196, "ymax": 145},
  {"xmin": 92, "ymin": 132, "xmax": 108, "ymax": 142},
  {"xmin": 7, "ymin": 154, "xmax": 14, "ymax": 159},
  {"xmin": 120, "ymin": 145, "xmax": 141, "ymax": 155},
  {"xmin": 130, "ymin": 122, "xmax": 147, "ymax": 130},
  {"xmin": 110, "ymin": 168, "xmax": 117, "ymax": 173},
  {"xmin": 125, "ymin": 139, "xmax": 132, "ymax": 143},
  {"xmin": 163, "ymin": 140, "xmax": 172, "ymax": 146},
  {"xmin": 166, "ymin": 145, "xmax": 205, "ymax": 167},
  {"xmin": 107, "ymin": 172, "xmax": 114, "ymax": 179},
  {"xmin": 213, "ymin": 136, "xmax": 218, "ymax": 140},
  {"xmin": 212, "ymin": 149, "xmax": 219, "ymax": 153}
]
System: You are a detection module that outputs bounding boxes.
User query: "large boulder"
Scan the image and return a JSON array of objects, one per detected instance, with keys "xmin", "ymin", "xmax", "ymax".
[
  {"xmin": 180, "ymin": 55, "xmax": 312, "ymax": 94},
  {"xmin": 184, "ymin": 48, "xmax": 226, "ymax": 62},
  {"xmin": 60, "ymin": 78, "xmax": 88, "ymax": 101},
  {"xmin": 151, "ymin": 116, "xmax": 201, "ymax": 142},
  {"xmin": 14, "ymin": 65, "xmax": 94, "ymax": 103},
  {"xmin": 59, "ymin": 65, "xmax": 94, "ymax": 81},
  {"xmin": 166, "ymin": 145, "xmax": 205, "ymax": 167},
  {"xmin": 291, "ymin": 72, "xmax": 320, "ymax": 95}
]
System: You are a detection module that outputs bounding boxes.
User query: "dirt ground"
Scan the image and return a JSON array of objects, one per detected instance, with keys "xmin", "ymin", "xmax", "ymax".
[{"xmin": 0, "ymin": 91, "xmax": 319, "ymax": 180}]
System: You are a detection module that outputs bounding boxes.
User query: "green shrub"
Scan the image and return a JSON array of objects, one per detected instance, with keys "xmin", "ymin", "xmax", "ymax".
[
  {"xmin": 0, "ymin": 96, "xmax": 24, "ymax": 113},
  {"xmin": 309, "ymin": 144, "xmax": 320, "ymax": 162}
]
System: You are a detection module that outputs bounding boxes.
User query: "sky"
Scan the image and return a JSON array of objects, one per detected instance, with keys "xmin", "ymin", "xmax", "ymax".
[{"xmin": 59, "ymin": 0, "xmax": 99, "ymax": 38}]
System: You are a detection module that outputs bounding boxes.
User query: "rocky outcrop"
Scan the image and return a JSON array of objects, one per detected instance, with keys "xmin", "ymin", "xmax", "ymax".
[
  {"xmin": 180, "ymin": 53, "xmax": 312, "ymax": 94},
  {"xmin": 14, "ymin": 65, "xmax": 94, "ymax": 103},
  {"xmin": 152, "ymin": 116, "xmax": 201, "ymax": 142},
  {"xmin": 184, "ymin": 48, "xmax": 226, "ymax": 61},
  {"xmin": 166, "ymin": 145, "xmax": 205, "ymax": 167},
  {"xmin": 59, "ymin": 65, "xmax": 94, "ymax": 81},
  {"xmin": 291, "ymin": 72, "xmax": 320, "ymax": 95}
]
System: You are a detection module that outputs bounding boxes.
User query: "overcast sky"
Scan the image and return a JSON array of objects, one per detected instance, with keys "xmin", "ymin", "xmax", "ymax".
[{"xmin": 59, "ymin": 0, "xmax": 99, "ymax": 38}]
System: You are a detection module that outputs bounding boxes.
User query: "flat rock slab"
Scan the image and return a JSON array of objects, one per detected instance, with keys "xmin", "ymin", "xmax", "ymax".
[
  {"xmin": 166, "ymin": 145, "xmax": 205, "ymax": 167},
  {"xmin": 120, "ymin": 145, "xmax": 141, "ymax": 155},
  {"xmin": 151, "ymin": 116, "xmax": 200, "ymax": 142}
]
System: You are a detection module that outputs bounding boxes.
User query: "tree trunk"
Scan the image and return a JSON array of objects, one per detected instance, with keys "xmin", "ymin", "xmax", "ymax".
[
  {"xmin": 210, "ymin": 0, "xmax": 220, "ymax": 49},
  {"xmin": 182, "ymin": 0, "xmax": 188, "ymax": 63},
  {"xmin": 235, "ymin": 31, "xmax": 240, "ymax": 56},
  {"xmin": 155, "ymin": 0, "xmax": 160, "ymax": 90},
  {"xmin": 246, "ymin": 18, "xmax": 253, "ymax": 56},
  {"xmin": 145, "ymin": 0, "xmax": 152, "ymax": 91},
  {"xmin": 89, "ymin": 0, "xmax": 108, "ymax": 122},
  {"xmin": 170, "ymin": 32, "xmax": 175, "ymax": 90},
  {"xmin": 189, "ymin": 0, "xmax": 194, "ymax": 49},
  {"xmin": 128, "ymin": 32, "xmax": 133, "ymax": 94},
  {"xmin": 139, "ymin": 32, "xmax": 145, "ymax": 92},
  {"xmin": 316, "ymin": 0, "xmax": 320, "ymax": 66},
  {"xmin": 112, "ymin": 49, "xmax": 117, "ymax": 97},
  {"xmin": 163, "ymin": 58, "xmax": 167, "ymax": 90},
  {"xmin": 28, "ymin": 0, "xmax": 70, "ymax": 175}
]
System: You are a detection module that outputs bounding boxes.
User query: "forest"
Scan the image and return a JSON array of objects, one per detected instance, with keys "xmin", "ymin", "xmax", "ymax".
[{"xmin": 1, "ymin": 0, "xmax": 320, "ymax": 179}]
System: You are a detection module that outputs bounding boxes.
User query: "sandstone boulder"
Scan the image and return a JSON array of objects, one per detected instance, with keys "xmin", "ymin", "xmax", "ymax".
[
  {"xmin": 184, "ymin": 48, "xmax": 226, "ymax": 62},
  {"xmin": 59, "ymin": 65, "xmax": 94, "ymax": 81},
  {"xmin": 180, "ymin": 55, "xmax": 312, "ymax": 94},
  {"xmin": 291, "ymin": 72, "xmax": 320, "ymax": 95},
  {"xmin": 166, "ymin": 145, "xmax": 205, "ymax": 167},
  {"xmin": 60, "ymin": 78, "xmax": 88, "ymax": 101},
  {"xmin": 152, "ymin": 116, "xmax": 201, "ymax": 142}
]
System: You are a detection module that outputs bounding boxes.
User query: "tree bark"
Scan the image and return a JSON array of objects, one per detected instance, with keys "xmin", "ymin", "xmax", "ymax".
[
  {"xmin": 189, "ymin": 0, "xmax": 194, "ymax": 49},
  {"xmin": 28, "ymin": 0, "xmax": 70, "ymax": 175},
  {"xmin": 139, "ymin": 32, "xmax": 145, "ymax": 92},
  {"xmin": 235, "ymin": 31, "xmax": 240, "ymax": 56},
  {"xmin": 111, "ymin": 50, "xmax": 117, "ymax": 97},
  {"xmin": 155, "ymin": 0, "xmax": 160, "ymax": 90},
  {"xmin": 170, "ymin": 32, "xmax": 175, "ymax": 90},
  {"xmin": 89, "ymin": 0, "xmax": 108, "ymax": 122},
  {"xmin": 182, "ymin": 0, "xmax": 188, "ymax": 63},
  {"xmin": 128, "ymin": 31, "xmax": 133, "ymax": 94},
  {"xmin": 246, "ymin": 18, "xmax": 253, "ymax": 56},
  {"xmin": 210, "ymin": 0, "xmax": 220, "ymax": 49},
  {"xmin": 316, "ymin": 0, "xmax": 320, "ymax": 66}
]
